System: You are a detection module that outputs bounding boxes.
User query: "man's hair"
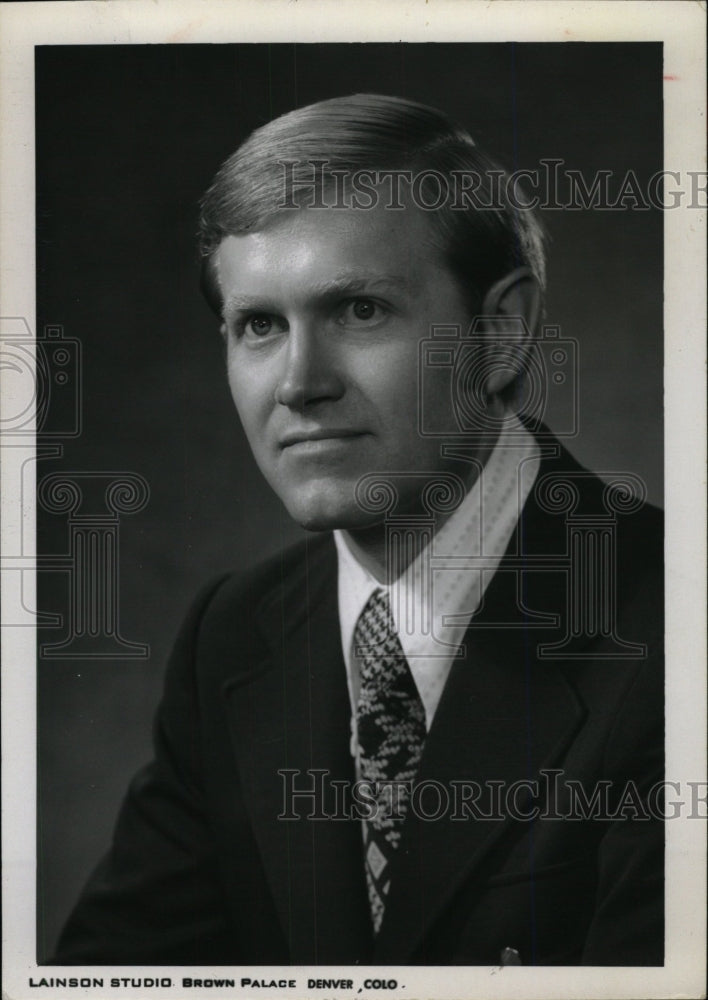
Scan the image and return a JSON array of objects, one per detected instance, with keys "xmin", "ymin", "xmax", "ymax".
[{"xmin": 197, "ymin": 93, "xmax": 546, "ymax": 315}]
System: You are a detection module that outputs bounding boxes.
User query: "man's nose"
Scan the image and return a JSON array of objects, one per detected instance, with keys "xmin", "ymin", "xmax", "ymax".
[{"xmin": 274, "ymin": 324, "xmax": 345, "ymax": 409}]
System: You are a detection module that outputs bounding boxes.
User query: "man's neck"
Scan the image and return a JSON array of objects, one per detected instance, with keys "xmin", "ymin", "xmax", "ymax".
[
  {"xmin": 337, "ymin": 525, "xmax": 392, "ymax": 584},
  {"xmin": 341, "ymin": 440, "xmax": 497, "ymax": 582}
]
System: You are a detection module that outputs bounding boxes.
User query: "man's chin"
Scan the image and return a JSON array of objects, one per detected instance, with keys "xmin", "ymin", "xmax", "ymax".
[{"xmin": 281, "ymin": 491, "xmax": 377, "ymax": 533}]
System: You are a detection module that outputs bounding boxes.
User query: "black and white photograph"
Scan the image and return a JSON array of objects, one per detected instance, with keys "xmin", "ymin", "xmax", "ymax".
[{"xmin": 1, "ymin": 3, "xmax": 705, "ymax": 999}]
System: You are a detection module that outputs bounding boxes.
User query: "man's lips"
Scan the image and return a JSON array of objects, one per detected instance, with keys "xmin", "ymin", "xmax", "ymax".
[{"xmin": 279, "ymin": 429, "xmax": 368, "ymax": 449}]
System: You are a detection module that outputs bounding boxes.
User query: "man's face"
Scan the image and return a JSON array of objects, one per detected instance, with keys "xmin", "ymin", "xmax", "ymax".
[{"xmin": 216, "ymin": 203, "xmax": 484, "ymax": 531}]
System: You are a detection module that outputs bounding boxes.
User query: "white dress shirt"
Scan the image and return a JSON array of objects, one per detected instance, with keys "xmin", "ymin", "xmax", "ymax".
[{"xmin": 334, "ymin": 412, "xmax": 540, "ymax": 762}]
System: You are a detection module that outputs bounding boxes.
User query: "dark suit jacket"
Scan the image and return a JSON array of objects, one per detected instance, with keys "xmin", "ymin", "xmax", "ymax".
[{"xmin": 53, "ymin": 440, "xmax": 664, "ymax": 966}]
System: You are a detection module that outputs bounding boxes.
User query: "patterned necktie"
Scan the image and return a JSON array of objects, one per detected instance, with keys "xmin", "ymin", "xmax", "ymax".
[{"xmin": 354, "ymin": 589, "xmax": 426, "ymax": 933}]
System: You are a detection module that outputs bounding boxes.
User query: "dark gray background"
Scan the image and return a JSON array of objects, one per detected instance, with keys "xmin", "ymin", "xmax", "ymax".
[{"xmin": 36, "ymin": 42, "xmax": 663, "ymax": 961}]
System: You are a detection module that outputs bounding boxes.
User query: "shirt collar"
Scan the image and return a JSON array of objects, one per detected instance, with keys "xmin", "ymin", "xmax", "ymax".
[{"xmin": 334, "ymin": 412, "xmax": 540, "ymax": 728}]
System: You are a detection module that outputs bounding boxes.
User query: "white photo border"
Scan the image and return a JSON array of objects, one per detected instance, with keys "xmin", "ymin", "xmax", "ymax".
[{"xmin": 1, "ymin": 2, "xmax": 706, "ymax": 998}]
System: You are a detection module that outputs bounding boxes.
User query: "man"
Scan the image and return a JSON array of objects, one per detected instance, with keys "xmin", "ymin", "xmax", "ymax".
[{"xmin": 53, "ymin": 94, "xmax": 663, "ymax": 966}]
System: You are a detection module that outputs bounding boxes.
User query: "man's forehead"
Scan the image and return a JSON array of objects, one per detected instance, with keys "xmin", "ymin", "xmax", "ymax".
[
  {"xmin": 224, "ymin": 201, "xmax": 436, "ymax": 250},
  {"xmin": 214, "ymin": 206, "xmax": 445, "ymax": 308}
]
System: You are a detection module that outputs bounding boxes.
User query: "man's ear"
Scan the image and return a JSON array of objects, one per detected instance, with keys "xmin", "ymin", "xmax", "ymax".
[{"xmin": 479, "ymin": 266, "xmax": 542, "ymax": 397}]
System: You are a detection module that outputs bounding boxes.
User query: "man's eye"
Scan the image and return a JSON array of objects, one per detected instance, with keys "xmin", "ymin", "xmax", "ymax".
[
  {"xmin": 341, "ymin": 298, "xmax": 386, "ymax": 325},
  {"xmin": 244, "ymin": 314, "xmax": 275, "ymax": 337}
]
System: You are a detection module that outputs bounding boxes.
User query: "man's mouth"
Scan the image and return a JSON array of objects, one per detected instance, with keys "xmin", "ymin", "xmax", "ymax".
[{"xmin": 279, "ymin": 429, "xmax": 367, "ymax": 450}]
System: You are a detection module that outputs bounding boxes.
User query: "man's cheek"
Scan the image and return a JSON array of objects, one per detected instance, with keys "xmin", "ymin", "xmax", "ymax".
[{"xmin": 230, "ymin": 389, "xmax": 262, "ymax": 434}]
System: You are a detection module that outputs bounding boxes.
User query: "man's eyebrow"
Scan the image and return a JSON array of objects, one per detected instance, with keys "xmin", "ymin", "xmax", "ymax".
[
  {"xmin": 222, "ymin": 273, "xmax": 414, "ymax": 318},
  {"xmin": 311, "ymin": 273, "xmax": 413, "ymax": 296}
]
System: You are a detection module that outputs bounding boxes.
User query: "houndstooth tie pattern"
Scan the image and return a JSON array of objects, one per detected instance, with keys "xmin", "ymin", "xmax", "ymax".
[{"xmin": 354, "ymin": 589, "xmax": 426, "ymax": 933}]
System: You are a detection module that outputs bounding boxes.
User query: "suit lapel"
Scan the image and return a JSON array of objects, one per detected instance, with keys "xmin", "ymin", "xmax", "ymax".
[
  {"xmin": 371, "ymin": 623, "xmax": 585, "ymax": 962},
  {"xmin": 373, "ymin": 444, "xmax": 590, "ymax": 963},
  {"xmin": 223, "ymin": 536, "xmax": 372, "ymax": 964}
]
